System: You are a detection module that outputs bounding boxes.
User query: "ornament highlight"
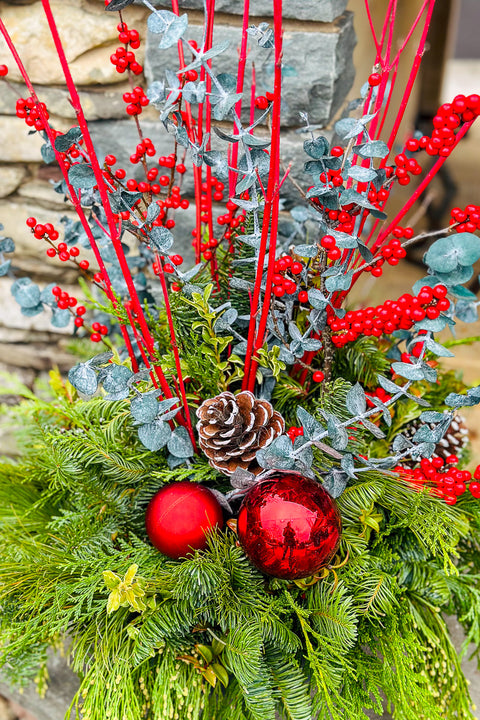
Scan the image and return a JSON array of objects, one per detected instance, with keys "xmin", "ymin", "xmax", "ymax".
[
  {"xmin": 145, "ymin": 480, "xmax": 224, "ymax": 559},
  {"xmin": 237, "ymin": 472, "xmax": 342, "ymax": 580}
]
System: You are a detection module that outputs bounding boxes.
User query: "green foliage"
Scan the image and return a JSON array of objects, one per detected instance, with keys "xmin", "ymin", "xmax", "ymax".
[
  {"xmin": 0, "ymin": 377, "xmax": 479, "ymax": 720},
  {"xmin": 333, "ymin": 336, "xmax": 391, "ymax": 388}
]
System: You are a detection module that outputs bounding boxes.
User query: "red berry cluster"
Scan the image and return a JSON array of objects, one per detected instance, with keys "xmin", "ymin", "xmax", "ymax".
[
  {"xmin": 366, "ymin": 386, "xmax": 391, "ymax": 408},
  {"xmin": 286, "ymin": 426, "xmax": 304, "ymax": 441},
  {"xmin": 110, "ymin": 22, "xmax": 143, "ymax": 75},
  {"xmin": 449, "ymin": 204, "xmax": 480, "ymax": 234},
  {"xmin": 271, "ymin": 255, "xmax": 304, "ymax": 298},
  {"xmin": 26, "ymin": 217, "xmax": 89, "ymax": 271},
  {"xmin": 15, "ymin": 97, "xmax": 49, "ymax": 131},
  {"xmin": 396, "ymin": 457, "xmax": 480, "ymax": 505},
  {"xmin": 123, "ymin": 86, "xmax": 149, "ymax": 117},
  {"xmin": 328, "ymin": 284, "xmax": 450, "ymax": 348},
  {"xmin": 254, "ymin": 92, "xmax": 274, "ymax": 110},
  {"xmin": 392, "ymin": 152, "xmax": 422, "ymax": 186},
  {"xmin": 319, "ymin": 234, "xmax": 341, "ymax": 262},
  {"xmin": 404, "ymin": 94, "xmax": 480, "ymax": 158}
]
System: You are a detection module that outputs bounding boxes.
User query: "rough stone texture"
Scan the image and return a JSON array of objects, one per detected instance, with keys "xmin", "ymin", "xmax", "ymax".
[
  {"xmin": 0, "ymin": 0, "xmax": 147, "ymax": 86},
  {"xmin": 0, "ymin": 166, "xmax": 27, "ymax": 198},
  {"xmin": 145, "ymin": 12, "xmax": 356, "ymax": 127},
  {"xmin": 0, "ymin": 651, "xmax": 78, "ymax": 720},
  {"xmin": 0, "ymin": 80, "xmax": 130, "ymax": 122},
  {"xmin": 144, "ymin": 0, "xmax": 349, "ymax": 22}
]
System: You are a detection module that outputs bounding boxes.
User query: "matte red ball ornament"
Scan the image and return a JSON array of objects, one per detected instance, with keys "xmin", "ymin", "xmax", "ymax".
[
  {"xmin": 145, "ymin": 481, "xmax": 224, "ymax": 559},
  {"xmin": 237, "ymin": 472, "xmax": 342, "ymax": 579}
]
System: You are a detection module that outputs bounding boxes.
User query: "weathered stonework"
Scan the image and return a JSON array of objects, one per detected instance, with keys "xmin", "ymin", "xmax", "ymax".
[
  {"xmin": 142, "ymin": 0, "xmax": 349, "ymax": 23},
  {"xmin": 144, "ymin": 12, "xmax": 356, "ymax": 127}
]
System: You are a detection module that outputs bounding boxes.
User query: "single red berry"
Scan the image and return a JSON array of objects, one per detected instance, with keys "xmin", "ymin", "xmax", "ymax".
[
  {"xmin": 99, "ymin": 325, "xmax": 109, "ymax": 335},
  {"xmin": 70, "ymin": 246, "xmax": 80, "ymax": 257},
  {"xmin": 255, "ymin": 96, "xmax": 269, "ymax": 110},
  {"xmin": 91, "ymin": 322, "xmax": 101, "ymax": 332},
  {"xmin": 90, "ymin": 333, "xmax": 102, "ymax": 343},
  {"xmin": 0, "ymin": 65, "xmax": 8, "ymax": 77},
  {"xmin": 46, "ymin": 247, "xmax": 56, "ymax": 257},
  {"xmin": 298, "ymin": 290, "xmax": 309, "ymax": 303},
  {"xmin": 368, "ymin": 72, "xmax": 382, "ymax": 87},
  {"xmin": 330, "ymin": 146, "xmax": 344, "ymax": 157},
  {"xmin": 79, "ymin": 260, "xmax": 90, "ymax": 270},
  {"xmin": 312, "ymin": 371, "xmax": 325, "ymax": 383},
  {"xmin": 74, "ymin": 317, "xmax": 84, "ymax": 328},
  {"xmin": 171, "ymin": 282, "xmax": 181, "ymax": 292},
  {"xmin": 26, "ymin": 216, "xmax": 37, "ymax": 228},
  {"xmin": 76, "ymin": 306, "xmax": 86, "ymax": 315}
]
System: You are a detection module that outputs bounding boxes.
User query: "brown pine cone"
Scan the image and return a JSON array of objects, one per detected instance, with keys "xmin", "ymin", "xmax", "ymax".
[{"xmin": 196, "ymin": 391, "xmax": 285, "ymax": 476}]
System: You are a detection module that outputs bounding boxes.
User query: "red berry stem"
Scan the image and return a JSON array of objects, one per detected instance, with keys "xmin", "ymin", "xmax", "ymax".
[
  {"xmin": 242, "ymin": 0, "xmax": 283, "ymax": 392},
  {"xmin": 229, "ymin": 0, "xmax": 250, "ymax": 198}
]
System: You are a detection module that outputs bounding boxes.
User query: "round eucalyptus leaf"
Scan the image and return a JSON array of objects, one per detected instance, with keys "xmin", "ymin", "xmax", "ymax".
[{"xmin": 68, "ymin": 364, "xmax": 98, "ymax": 396}]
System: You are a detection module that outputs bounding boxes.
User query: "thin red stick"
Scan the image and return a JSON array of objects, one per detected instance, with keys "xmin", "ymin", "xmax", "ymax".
[
  {"xmin": 229, "ymin": 0, "xmax": 250, "ymax": 198},
  {"xmin": 243, "ymin": 0, "xmax": 283, "ymax": 391}
]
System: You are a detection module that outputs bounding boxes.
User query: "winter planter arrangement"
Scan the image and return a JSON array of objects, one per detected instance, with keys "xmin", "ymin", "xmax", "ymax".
[{"xmin": 0, "ymin": 1, "xmax": 480, "ymax": 719}]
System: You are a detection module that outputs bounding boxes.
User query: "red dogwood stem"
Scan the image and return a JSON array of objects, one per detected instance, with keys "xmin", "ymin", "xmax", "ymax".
[
  {"xmin": 229, "ymin": 0, "xmax": 250, "ymax": 197},
  {"xmin": 243, "ymin": 0, "xmax": 283, "ymax": 391}
]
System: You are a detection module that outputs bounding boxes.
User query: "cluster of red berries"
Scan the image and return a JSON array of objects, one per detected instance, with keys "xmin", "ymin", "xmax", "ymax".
[
  {"xmin": 366, "ymin": 386, "xmax": 392, "ymax": 408},
  {"xmin": 26, "ymin": 217, "xmax": 90, "ymax": 270},
  {"xmin": 392, "ymin": 152, "xmax": 422, "ymax": 186},
  {"xmin": 396, "ymin": 457, "xmax": 480, "ymax": 505},
  {"xmin": 377, "ymin": 231, "xmax": 411, "ymax": 266},
  {"xmin": 109, "ymin": 22, "xmax": 143, "ymax": 75},
  {"xmin": 319, "ymin": 234, "xmax": 342, "ymax": 262},
  {"xmin": 15, "ymin": 97, "xmax": 49, "ymax": 131},
  {"xmin": 449, "ymin": 204, "xmax": 480, "ymax": 234},
  {"xmin": 254, "ymin": 92, "xmax": 274, "ymax": 110},
  {"xmin": 123, "ymin": 86, "xmax": 149, "ymax": 117},
  {"xmin": 272, "ymin": 255, "xmax": 304, "ymax": 298},
  {"xmin": 51, "ymin": 286, "xmax": 108, "ymax": 342},
  {"xmin": 286, "ymin": 425, "xmax": 304, "ymax": 441},
  {"xmin": 404, "ymin": 94, "xmax": 480, "ymax": 158},
  {"xmin": 328, "ymin": 284, "xmax": 450, "ymax": 348}
]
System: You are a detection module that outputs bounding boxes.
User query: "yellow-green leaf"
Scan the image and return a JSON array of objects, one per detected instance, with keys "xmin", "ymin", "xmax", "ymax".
[
  {"xmin": 103, "ymin": 570, "xmax": 120, "ymax": 590},
  {"xmin": 196, "ymin": 644, "xmax": 213, "ymax": 664},
  {"xmin": 107, "ymin": 589, "xmax": 121, "ymax": 614},
  {"xmin": 211, "ymin": 663, "xmax": 229, "ymax": 688},
  {"xmin": 201, "ymin": 666, "xmax": 217, "ymax": 687},
  {"xmin": 124, "ymin": 564, "xmax": 138, "ymax": 584}
]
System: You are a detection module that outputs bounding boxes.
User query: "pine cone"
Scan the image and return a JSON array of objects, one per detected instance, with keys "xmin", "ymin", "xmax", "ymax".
[{"xmin": 196, "ymin": 391, "xmax": 285, "ymax": 476}]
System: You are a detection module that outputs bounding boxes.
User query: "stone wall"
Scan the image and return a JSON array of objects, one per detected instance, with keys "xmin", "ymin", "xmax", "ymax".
[{"xmin": 0, "ymin": 0, "xmax": 355, "ymax": 388}]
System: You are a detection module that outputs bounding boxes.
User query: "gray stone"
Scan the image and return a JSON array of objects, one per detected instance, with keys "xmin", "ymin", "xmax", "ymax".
[
  {"xmin": 0, "ymin": 651, "xmax": 78, "ymax": 720},
  {"xmin": 144, "ymin": 12, "xmax": 356, "ymax": 127},
  {"xmin": 0, "ymin": 166, "xmax": 28, "ymax": 199},
  {"xmin": 141, "ymin": 0, "xmax": 349, "ymax": 22},
  {"xmin": 0, "ymin": 80, "xmax": 129, "ymax": 122},
  {"xmin": 0, "ymin": 0, "xmax": 147, "ymax": 86}
]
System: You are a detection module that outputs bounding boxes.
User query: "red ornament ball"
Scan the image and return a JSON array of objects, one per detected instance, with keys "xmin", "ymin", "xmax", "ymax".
[
  {"xmin": 237, "ymin": 472, "xmax": 342, "ymax": 579},
  {"xmin": 145, "ymin": 480, "xmax": 224, "ymax": 559}
]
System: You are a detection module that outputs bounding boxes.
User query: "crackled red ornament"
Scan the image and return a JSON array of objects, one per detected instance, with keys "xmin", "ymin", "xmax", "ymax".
[
  {"xmin": 145, "ymin": 480, "xmax": 224, "ymax": 559},
  {"xmin": 237, "ymin": 472, "xmax": 341, "ymax": 579}
]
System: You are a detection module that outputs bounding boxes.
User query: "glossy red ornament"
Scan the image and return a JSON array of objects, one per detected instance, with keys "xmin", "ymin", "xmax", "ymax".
[
  {"xmin": 237, "ymin": 472, "xmax": 342, "ymax": 579},
  {"xmin": 145, "ymin": 480, "xmax": 224, "ymax": 559}
]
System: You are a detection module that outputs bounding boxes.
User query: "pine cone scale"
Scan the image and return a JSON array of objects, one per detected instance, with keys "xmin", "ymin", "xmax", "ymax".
[{"xmin": 196, "ymin": 391, "xmax": 285, "ymax": 476}]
